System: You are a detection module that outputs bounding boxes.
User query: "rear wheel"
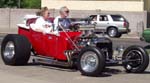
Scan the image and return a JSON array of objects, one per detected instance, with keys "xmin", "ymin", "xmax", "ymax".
[
  {"xmin": 1, "ymin": 34, "xmax": 31, "ymax": 65},
  {"xmin": 122, "ymin": 45, "xmax": 149, "ymax": 73},
  {"xmin": 116, "ymin": 33, "xmax": 122, "ymax": 38},
  {"xmin": 77, "ymin": 47, "xmax": 105, "ymax": 76},
  {"xmin": 107, "ymin": 27, "xmax": 121, "ymax": 38}
]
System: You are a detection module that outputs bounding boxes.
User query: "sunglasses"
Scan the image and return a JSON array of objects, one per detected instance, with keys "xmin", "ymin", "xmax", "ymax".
[{"xmin": 65, "ymin": 10, "xmax": 69, "ymax": 13}]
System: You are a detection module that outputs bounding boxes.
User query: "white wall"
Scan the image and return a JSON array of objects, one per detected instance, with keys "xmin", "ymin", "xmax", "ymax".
[{"xmin": 42, "ymin": 0, "xmax": 144, "ymax": 11}]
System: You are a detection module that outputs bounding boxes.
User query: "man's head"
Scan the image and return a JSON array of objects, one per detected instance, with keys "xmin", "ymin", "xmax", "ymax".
[
  {"xmin": 59, "ymin": 6, "xmax": 69, "ymax": 18},
  {"xmin": 40, "ymin": 7, "xmax": 50, "ymax": 20}
]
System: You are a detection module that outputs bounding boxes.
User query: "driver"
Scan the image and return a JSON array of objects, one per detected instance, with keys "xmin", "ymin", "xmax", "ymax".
[{"xmin": 54, "ymin": 6, "xmax": 71, "ymax": 31}]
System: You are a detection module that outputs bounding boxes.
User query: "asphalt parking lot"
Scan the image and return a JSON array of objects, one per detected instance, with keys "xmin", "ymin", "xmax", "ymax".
[{"xmin": 0, "ymin": 36, "xmax": 150, "ymax": 83}]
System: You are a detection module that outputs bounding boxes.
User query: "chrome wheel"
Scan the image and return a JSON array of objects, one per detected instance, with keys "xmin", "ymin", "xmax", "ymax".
[
  {"xmin": 108, "ymin": 28, "xmax": 117, "ymax": 37},
  {"xmin": 125, "ymin": 50, "xmax": 143, "ymax": 70},
  {"xmin": 3, "ymin": 41, "xmax": 15, "ymax": 60},
  {"xmin": 80, "ymin": 51, "xmax": 98, "ymax": 73},
  {"xmin": 1, "ymin": 34, "xmax": 31, "ymax": 65},
  {"xmin": 122, "ymin": 46, "xmax": 149, "ymax": 73}
]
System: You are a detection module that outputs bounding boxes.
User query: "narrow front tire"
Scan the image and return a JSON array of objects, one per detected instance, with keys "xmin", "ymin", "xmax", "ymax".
[{"xmin": 122, "ymin": 45, "xmax": 149, "ymax": 73}]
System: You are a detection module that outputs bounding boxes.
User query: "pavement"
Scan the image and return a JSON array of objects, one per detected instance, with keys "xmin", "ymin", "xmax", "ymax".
[
  {"xmin": 115, "ymin": 33, "xmax": 140, "ymax": 39},
  {"xmin": 0, "ymin": 35, "xmax": 150, "ymax": 83}
]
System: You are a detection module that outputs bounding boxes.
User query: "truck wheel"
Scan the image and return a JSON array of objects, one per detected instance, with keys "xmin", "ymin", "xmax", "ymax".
[
  {"xmin": 122, "ymin": 45, "xmax": 149, "ymax": 73},
  {"xmin": 107, "ymin": 27, "xmax": 118, "ymax": 38},
  {"xmin": 1, "ymin": 34, "xmax": 31, "ymax": 65},
  {"xmin": 77, "ymin": 47, "xmax": 105, "ymax": 76}
]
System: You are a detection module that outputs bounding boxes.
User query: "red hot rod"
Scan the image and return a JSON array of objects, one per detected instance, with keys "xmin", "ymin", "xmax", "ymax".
[{"xmin": 1, "ymin": 16, "xmax": 149, "ymax": 76}]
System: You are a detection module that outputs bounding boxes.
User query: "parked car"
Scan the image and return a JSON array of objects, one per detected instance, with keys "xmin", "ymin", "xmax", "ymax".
[
  {"xmin": 1, "ymin": 16, "xmax": 149, "ymax": 76},
  {"xmin": 89, "ymin": 14, "xmax": 130, "ymax": 38}
]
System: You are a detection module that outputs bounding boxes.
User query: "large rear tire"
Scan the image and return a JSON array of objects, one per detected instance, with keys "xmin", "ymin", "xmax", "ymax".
[
  {"xmin": 1, "ymin": 34, "xmax": 31, "ymax": 65},
  {"xmin": 77, "ymin": 47, "xmax": 105, "ymax": 76},
  {"xmin": 122, "ymin": 45, "xmax": 149, "ymax": 73}
]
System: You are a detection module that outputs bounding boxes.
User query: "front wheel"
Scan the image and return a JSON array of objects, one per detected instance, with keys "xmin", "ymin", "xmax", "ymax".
[
  {"xmin": 77, "ymin": 47, "xmax": 105, "ymax": 76},
  {"xmin": 122, "ymin": 45, "xmax": 149, "ymax": 73}
]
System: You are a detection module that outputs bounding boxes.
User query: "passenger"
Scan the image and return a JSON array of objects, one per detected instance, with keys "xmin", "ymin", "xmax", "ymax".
[
  {"xmin": 54, "ymin": 6, "xmax": 71, "ymax": 31},
  {"xmin": 33, "ymin": 7, "xmax": 53, "ymax": 34}
]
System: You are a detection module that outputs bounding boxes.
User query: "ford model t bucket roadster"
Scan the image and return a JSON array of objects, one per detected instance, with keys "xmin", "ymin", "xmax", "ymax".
[{"xmin": 1, "ymin": 17, "xmax": 149, "ymax": 76}]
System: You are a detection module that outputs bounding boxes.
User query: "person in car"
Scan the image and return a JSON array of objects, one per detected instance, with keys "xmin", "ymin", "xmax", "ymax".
[
  {"xmin": 54, "ymin": 6, "xmax": 71, "ymax": 31},
  {"xmin": 32, "ymin": 7, "xmax": 54, "ymax": 34}
]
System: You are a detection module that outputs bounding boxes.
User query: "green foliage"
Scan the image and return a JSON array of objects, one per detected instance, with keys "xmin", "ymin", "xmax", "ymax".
[
  {"xmin": 21, "ymin": 0, "xmax": 41, "ymax": 9},
  {"xmin": 0, "ymin": 0, "xmax": 18, "ymax": 8},
  {"xmin": 0, "ymin": 0, "xmax": 41, "ymax": 9}
]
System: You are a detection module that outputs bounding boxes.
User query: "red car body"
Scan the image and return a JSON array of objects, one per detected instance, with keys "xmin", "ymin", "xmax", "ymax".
[{"xmin": 18, "ymin": 18, "xmax": 81, "ymax": 60}]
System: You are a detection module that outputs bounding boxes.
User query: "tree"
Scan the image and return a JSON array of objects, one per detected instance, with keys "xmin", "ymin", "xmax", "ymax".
[
  {"xmin": 0, "ymin": 0, "xmax": 5, "ymax": 7},
  {"xmin": 0, "ymin": 0, "xmax": 18, "ymax": 8},
  {"xmin": 0, "ymin": 0, "xmax": 41, "ymax": 9},
  {"xmin": 21, "ymin": 0, "xmax": 41, "ymax": 9}
]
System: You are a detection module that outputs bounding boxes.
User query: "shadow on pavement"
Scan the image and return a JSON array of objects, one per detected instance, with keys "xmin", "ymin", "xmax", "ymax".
[
  {"xmin": 21, "ymin": 62, "xmax": 150, "ymax": 77},
  {"xmin": 103, "ymin": 68, "xmax": 122, "ymax": 74},
  {"xmin": 133, "ymin": 71, "xmax": 150, "ymax": 74},
  {"xmin": 25, "ymin": 62, "xmax": 124, "ymax": 77},
  {"xmin": 26, "ymin": 62, "xmax": 78, "ymax": 72}
]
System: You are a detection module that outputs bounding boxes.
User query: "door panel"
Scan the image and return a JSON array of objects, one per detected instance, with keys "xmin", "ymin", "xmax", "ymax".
[
  {"xmin": 30, "ymin": 31, "xmax": 45, "ymax": 55},
  {"xmin": 43, "ymin": 34, "xmax": 57, "ymax": 57},
  {"xmin": 96, "ymin": 15, "xmax": 109, "ymax": 31}
]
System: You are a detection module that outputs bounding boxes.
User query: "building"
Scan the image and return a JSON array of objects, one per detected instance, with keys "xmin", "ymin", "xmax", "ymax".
[
  {"xmin": 42, "ymin": 0, "xmax": 150, "ymax": 12},
  {"xmin": 41, "ymin": 0, "xmax": 150, "ymax": 36}
]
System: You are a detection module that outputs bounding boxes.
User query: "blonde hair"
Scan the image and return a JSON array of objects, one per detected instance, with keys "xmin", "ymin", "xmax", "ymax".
[{"xmin": 37, "ymin": 7, "xmax": 48, "ymax": 16}]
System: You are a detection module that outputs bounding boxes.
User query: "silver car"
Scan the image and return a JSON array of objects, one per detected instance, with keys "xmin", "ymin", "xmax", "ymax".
[{"xmin": 90, "ymin": 14, "xmax": 130, "ymax": 38}]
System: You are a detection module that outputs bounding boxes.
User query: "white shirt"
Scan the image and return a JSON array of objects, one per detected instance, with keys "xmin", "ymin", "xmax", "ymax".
[{"xmin": 33, "ymin": 17, "xmax": 53, "ymax": 34}]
